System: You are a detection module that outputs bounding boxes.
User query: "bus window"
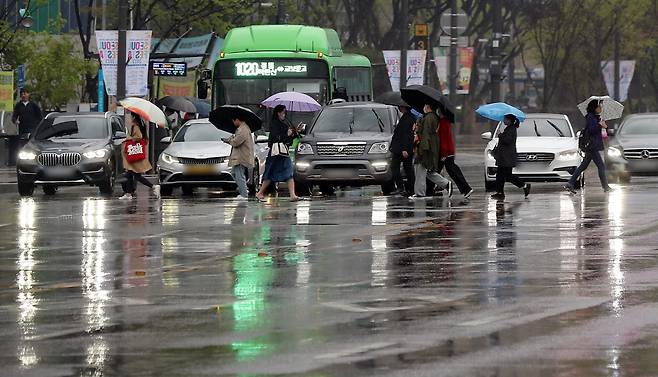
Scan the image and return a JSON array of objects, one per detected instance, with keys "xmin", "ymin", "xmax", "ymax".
[{"xmin": 334, "ymin": 67, "xmax": 371, "ymax": 99}]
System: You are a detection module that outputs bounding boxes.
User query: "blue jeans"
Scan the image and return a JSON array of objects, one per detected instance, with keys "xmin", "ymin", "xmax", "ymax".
[
  {"xmin": 568, "ymin": 150, "xmax": 608, "ymax": 189},
  {"xmin": 231, "ymin": 165, "xmax": 249, "ymax": 197}
]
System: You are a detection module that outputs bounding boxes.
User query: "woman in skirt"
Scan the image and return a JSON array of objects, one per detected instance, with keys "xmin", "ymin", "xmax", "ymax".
[{"xmin": 255, "ymin": 105, "xmax": 300, "ymax": 202}]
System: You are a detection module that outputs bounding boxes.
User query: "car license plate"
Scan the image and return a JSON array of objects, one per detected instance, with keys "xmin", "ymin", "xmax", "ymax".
[
  {"xmin": 323, "ymin": 168, "xmax": 356, "ymax": 178},
  {"xmin": 185, "ymin": 165, "xmax": 215, "ymax": 175}
]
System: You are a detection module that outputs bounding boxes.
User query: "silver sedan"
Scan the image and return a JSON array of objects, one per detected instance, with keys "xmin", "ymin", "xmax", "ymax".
[{"xmin": 157, "ymin": 119, "xmax": 268, "ymax": 196}]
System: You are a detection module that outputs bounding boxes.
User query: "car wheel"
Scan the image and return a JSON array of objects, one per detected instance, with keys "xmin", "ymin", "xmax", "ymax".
[
  {"xmin": 98, "ymin": 168, "xmax": 115, "ymax": 196},
  {"xmin": 18, "ymin": 180, "xmax": 35, "ymax": 197},
  {"xmin": 248, "ymin": 163, "xmax": 260, "ymax": 195},
  {"xmin": 160, "ymin": 185, "xmax": 174, "ymax": 197},
  {"xmin": 182, "ymin": 186, "xmax": 195, "ymax": 196},
  {"xmin": 319, "ymin": 184, "xmax": 335, "ymax": 196},
  {"xmin": 42, "ymin": 185, "xmax": 58, "ymax": 196}
]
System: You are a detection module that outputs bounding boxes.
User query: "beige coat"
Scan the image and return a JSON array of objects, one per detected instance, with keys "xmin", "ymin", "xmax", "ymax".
[
  {"xmin": 228, "ymin": 123, "xmax": 255, "ymax": 168},
  {"xmin": 122, "ymin": 124, "xmax": 152, "ymax": 174}
]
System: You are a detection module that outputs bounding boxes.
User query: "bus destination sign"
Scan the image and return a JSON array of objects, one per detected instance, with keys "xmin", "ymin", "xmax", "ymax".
[
  {"xmin": 152, "ymin": 62, "xmax": 187, "ymax": 77},
  {"xmin": 235, "ymin": 61, "xmax": 308, "ymax": 77}
]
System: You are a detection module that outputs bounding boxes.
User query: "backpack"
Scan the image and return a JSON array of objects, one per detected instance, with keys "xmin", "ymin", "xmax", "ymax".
[{"xmin": 578, "ymin": 126, "xmax": 590, "ymax": 152}]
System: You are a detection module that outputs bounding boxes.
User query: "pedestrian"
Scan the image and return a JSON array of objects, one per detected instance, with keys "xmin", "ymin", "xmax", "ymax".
[
  {"xmin": 565, "ymin": 100, "xmax": 611, "ymax": 193},
  {"xmin": 389, "ymin": 105, "xmax": 415, "ymax": 196},
  {"xmin": 410, "ymin": 103, "xmax": 452, "ymax": 199},
  {"xmin": 256, "ymin": 105, "xmax": 300, "ymax": 202},
  {"xmin": 224, "ymin": 113, "xmax": 255, "ymax": 200},
  {"xmin": 490, "ymin": 114, "xmax": 531, "ymax": 200},
  {"xmin": 11, "ymin": 89, "xmax": 42, "ymax": 164},
  {"xmin": 165, "ymin": 108, "xmax": 182, "ymax": 135},
  {"xmin": 437, "ymin": 107, "xmax": 473, "ymax": 200},
  {"xmin": 119, "ymin": 111, "xmax": 160, "ymax": 200}
]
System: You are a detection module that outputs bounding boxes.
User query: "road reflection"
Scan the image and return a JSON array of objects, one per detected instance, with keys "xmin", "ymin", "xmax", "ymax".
[{"xmin": 16, "ymin": 198, "xmax": 39, "ymax": 367}]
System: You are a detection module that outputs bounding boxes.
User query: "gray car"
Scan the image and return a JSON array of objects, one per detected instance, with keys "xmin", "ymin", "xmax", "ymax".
[
  {"xmin": 606, "ymin": 113, "xmax": 658, "ymax": 183},
  {"xmin": 294, "ymin": 102, "xmax": 399, "ymax": 195},
  {"xmin": 157, "ymin": 119, "xmax": 268, "ymax": 196}
]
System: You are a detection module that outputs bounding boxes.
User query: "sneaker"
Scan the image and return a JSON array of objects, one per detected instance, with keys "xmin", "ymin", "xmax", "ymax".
[
  {"xmin": 564, "ymin": 185, "xmax": 577, "ymax": 194},
  {"xmin": 464, "ymin": 188, "xmax": 474, "ymax": 199},
  {"xmin": 446, "ymin": 181, "xmax": 453, "ymax": 198},
  {"xmin": 603, "ymin": 186, "xmax": 613, "ymax": 193},
  {"xmin": 235, "ymin": 195, "xmax": 248, "ymax": 200},
  {"xmin": 490, "ymin": 193, "xmax": 505, "ymax": 200},
  {"xmin": 409, "ymin": 194, "xmax": 426, "ymax": 200},
  {"xmin": 153, "ymin": 185, "xmax": 160, "ymax": 198},
  {"xmin": 118, "ymin": 193, "xmax": 134, "ymax": 200},
  {"xmin": 523, "ymin": 184, "xmax": 531, "ymax": 197}
]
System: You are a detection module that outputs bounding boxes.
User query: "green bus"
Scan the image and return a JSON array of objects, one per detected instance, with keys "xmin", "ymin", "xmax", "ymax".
[{"xmin": 200, "ymin": 25, "xmax": 373, "ymax": 118}]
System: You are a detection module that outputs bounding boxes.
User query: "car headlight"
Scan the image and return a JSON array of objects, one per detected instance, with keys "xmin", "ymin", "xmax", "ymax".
[
  {"xmin": 83, "ymin": 149, "xmax": 108, "ymax": 159},
  {"xmin": 297, "ymin": 143, "xmax": 314, "ymax": 155},
  {"xmin": 18, "ymin": 151, "xmax": 36, "ymax": 160},
  {"xmin": 607, "ymin": 146, "xmax": 622, "ymax": 158},
  {"xmin": 558, "ymin": 150, "xmax": 580, "ymax": 160},
  {"xmin": 161, "ymin": 153, "xmax": 178, "ymax": 164},
  {"xmin": 368, "ymin": 142, "xmax": 389, "ymax": 154}
]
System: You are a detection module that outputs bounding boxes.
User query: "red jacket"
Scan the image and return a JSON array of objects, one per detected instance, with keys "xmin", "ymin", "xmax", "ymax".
[{"xmin": 438, "ymin": 117, "xmax": 456, "ymax": 158}]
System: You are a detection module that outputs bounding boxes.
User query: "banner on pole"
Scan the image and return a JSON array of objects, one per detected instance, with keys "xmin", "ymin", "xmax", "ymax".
[
  {"xmin": 0, "ymin": 71, "xmax": 14, "ymax": 111},
  {"xmin": 433, "ymin": 47, "xmax": 473, "ymax": 95},
  {"xmin": 96, "ymin": 30, "xmax": 152, "ymax": 97},
  {"xmin": 601, "ymin": 60, "xmax": 635, "ymax": 102},
  {"xmin": 97, "ymin": 68, "xmax": 105, "ymax": 112},
  {"xmin": 382, "ymin": 50, "xmax": 427, "ymax": 91}
]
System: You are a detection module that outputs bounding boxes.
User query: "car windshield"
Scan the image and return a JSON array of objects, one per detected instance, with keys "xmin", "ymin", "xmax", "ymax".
[
  {"xmin": 35, "ymin": 117, "xmax": 107, "ymax": 140},
  {"xmin": 619, "ymin": 118, "xmax": 658, "ymax": 135},
  {"xmin": 509, "ymin": 118, "xmax": 573, "ymax": 137},
  {"xmin": 311, "ymin": 107, "xmax": 392, "ymax": 133},
  {"xmin": 174, "ymin": 122, "xmax": 232, "ymax": 142}
]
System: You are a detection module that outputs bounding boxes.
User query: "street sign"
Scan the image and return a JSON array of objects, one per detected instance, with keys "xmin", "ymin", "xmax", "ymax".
[
  {"xmin": 414, "ymin": 23, "xmax": 429, "ymax": 37},
  {"xmin": 151, "ymin": 62, "xmax": 187, "ymax": 77},
  {"xmin": 17, "ymin": 64, "xmax": 25, "ymax": 89},
  {"xmin": 440, "ymin": 11, "xmax": 469, "ymax": 36},
  {"xmin": 439, "ymin": 36, "xmax": 469, "ymax": 47}
]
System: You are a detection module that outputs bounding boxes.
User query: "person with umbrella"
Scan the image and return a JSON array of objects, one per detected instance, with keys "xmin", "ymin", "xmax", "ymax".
[
  {"xmin": 490, "ymin": 114, "xmax": 530, "ymax": 200},
  {"xmin": 437, "ymin": 107, "xmax": 473, "ymax": 200},
  {"xmin": 223, "ymin": 112, "xmax": 255, "ymax": 200},
  {"xmin": 565, "ymin": 99, "xmax": 612, "ymax": 193},
  {"xmin": 389, "ymin": 103, "xmax": 416, "ymax": 196},
  {"xmin": 255, "ymin": 105, "xmax": 299, "ymax": 202},
  {"xmin": 411, "ymin": 102, "xmax": 452, "ymax": 199},
  {"xmin": 119, "ymin": 111, "xmax": 160, "ymax": 200}
]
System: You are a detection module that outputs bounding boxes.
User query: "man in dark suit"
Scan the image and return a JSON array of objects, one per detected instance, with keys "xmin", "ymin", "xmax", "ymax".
[
  {"xmin": 10, "ymin": 89, "xmax": 42, "ymax": 165},
  {"xmin": 389, "ymin": 105, "xmax": 416, "ymax": 196}
]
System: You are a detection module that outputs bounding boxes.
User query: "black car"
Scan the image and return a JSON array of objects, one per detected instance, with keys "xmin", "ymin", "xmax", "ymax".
[
  {"xmin": 16, "ymin": 112, "xmax": 126, "ymax": 196},
  {"xmin": 294, "ymin": 102, "xmax": 400, "ymax": 195}
]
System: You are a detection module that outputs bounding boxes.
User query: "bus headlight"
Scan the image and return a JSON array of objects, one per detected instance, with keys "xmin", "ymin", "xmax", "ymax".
[
  {"xmin": 368, "ymin": 142, "xmax": 389, "ymax": 154},
  {"xmin": 297, "ymin": 143, "xmax": 314, "ymax": 155}
]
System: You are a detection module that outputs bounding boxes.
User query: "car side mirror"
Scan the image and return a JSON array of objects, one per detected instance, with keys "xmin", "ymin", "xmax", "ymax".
[
  {"xmin": 255, "ymin": 134, "xmax": 269, "ymax": 144},
  {"xmin": 160, "ymin": 136, "xmax": 172, "ymax": 144},
  {"xmin": 481, "ymin": 131, "xmax": 492, "ymax": 141},
  {"xmin": 114, "ymin": 131, "xmax": 127, "ymax": 139}
]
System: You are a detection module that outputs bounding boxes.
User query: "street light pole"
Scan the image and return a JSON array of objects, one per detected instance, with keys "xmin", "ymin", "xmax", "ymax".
[
  {"xmin": 490, "ymin": 0, "xmax": 502, "ymax": 103},
  {"xmin": 614, "ymin": 29, "xmax": 620, "ymax": 101},
  {"xmin": 117, "ymin": 0, "xmax": 129, "ymax": 100},
  {"xmin": 449, "ymin": 0, "xmax": 457, "ymax": 104},
  {"xmin": 399, "ymin": 0, "xmax": 408, "ymax": 90}
]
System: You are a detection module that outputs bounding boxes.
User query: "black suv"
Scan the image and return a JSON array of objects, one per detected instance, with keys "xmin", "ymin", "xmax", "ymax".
[
  {"xmin": 16, "ymin": 112, "xmax": 126, "ymax": 196},
  {"xmin": 294, "ymin": 102, "xmax": 399, "ymax": 195}
]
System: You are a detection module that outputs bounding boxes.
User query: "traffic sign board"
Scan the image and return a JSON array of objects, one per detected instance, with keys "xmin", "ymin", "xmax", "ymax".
[{"xmin": 414, "ymin": 23, "xmax": 429, "ymax": 37}]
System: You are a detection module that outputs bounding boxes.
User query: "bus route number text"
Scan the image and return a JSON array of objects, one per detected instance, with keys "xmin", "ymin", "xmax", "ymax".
[{"xmin": 235, "ymin": 62, "xmax": 308, "ymax": 77}]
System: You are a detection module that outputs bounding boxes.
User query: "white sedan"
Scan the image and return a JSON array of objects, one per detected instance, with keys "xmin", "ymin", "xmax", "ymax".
[{"xmin": 482, "ymin": 113, "xmax": 583, "ymax": 191}]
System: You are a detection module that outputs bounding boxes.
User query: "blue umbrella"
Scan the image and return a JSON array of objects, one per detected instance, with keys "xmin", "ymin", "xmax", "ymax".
[{"xmin": 476, "ymin": 102, "xmax": 526, "ymax": 122}]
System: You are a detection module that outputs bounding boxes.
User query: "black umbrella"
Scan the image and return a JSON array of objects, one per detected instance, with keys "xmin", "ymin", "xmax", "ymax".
[
  {"xmin": 209, "ymin": 105, "xmax": 262, "ymax": 133},
  {"xmin": 401, "ymin": 85, "xmax": 456, "ymax": 123},
  {"xmin": 185, "ymin": 97, "xmax": 211, "ymax": 118},
  {"xmin": 374, "ymin": 91, "xmax": 410, "ymax": 107},
  {"xmin": 160, "ymin": 96, "xmax": 197, "ymax": 113}
]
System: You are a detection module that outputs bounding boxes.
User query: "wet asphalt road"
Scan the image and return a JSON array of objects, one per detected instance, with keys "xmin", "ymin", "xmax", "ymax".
[{"xmin": 3, "ymin": 149, "xmax": 658, "ymax": 376}]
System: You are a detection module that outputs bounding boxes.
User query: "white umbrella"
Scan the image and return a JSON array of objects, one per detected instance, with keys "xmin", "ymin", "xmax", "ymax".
[
  {"xmin": 120, "ymin": 97, "xmax": 167, "ymax": 128},
  {"xmin": 577, "ymin": 95, "xmax": 624, "ymax": 121}
]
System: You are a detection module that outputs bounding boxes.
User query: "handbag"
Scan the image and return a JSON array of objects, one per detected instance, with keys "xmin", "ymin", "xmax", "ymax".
[
  {"xmin": 271, "ymin": 142, "xmax": 289, "ymax": 157},
  {"xmin": 124, "ymin": 139, "xmax": 147, "ymax": 163}
]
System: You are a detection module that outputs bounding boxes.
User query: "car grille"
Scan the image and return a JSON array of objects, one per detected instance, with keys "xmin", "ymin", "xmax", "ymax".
[
  {"xmin": 623, "ymin": 148, "xmax": 658, "ymax": 160},
  {"xmin": 179, "ymin": 157, "xmax": 226, "ymax": 165},
  {"xmin": 37, "ymin": 152, "xmax": 81, "ymax": 167},
  {"xmin": 517, "ymin": 152, "xmax": 554, "ymax": 163},
  {"xmin": 317, "ymin": 144, "xmax": 366, "ymax": 156}
]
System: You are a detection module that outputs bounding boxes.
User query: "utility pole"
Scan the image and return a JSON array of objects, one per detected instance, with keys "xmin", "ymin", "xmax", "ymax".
[
  {"xmin": 117, "ymin": 0, "xmax": 129, "ymax": 100},
  {"xmin": 614, "ymin": 29, "xmax": 620, "ymax": 101},
  {"xmin": 276, "ymin": 0, "xmax": 286, "ymax": 24},
  {"xmin": 399, "ymin": 0, "xmax": 409, "ymax": 89},
  {"xmin": 490, "ymin": 0, "xmax": 502, "ymax": 103},
  {"xmin": 449, "ymin": 0, "xmax": 457, "ymax": 104}
]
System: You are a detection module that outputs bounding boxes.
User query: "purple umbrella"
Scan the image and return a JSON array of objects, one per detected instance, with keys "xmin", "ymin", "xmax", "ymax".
[{"xmin": 262, "ymin": 91, "xmax": 322, "ymax": 112}]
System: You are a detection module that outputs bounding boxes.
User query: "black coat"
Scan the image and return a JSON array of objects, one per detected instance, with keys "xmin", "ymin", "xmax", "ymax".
[
  {"xmin": 390, "ymin": 112, "xmax": 415, "ymax": 157},
  {"xmin": 495, "ymin": 125, "xmax": 518, "ymax": 167},
  {"xmin": 12, "ymin": 101, "xmax": 42, "ymax": 135},
  {"xmin": 268, "ymin": 117, "xmax": 293, "ymax": 147}
]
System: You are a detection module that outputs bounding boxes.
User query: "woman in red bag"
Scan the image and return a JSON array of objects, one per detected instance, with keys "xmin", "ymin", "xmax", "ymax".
[{"xmin": 119, "ymin": 111, "xmax": 160, "ymax": 200}]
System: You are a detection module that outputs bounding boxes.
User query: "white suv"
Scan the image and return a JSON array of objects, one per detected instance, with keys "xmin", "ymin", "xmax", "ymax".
[{"xmin": 482, "ymin": 113, "xmax": 583, "ymax": 191}]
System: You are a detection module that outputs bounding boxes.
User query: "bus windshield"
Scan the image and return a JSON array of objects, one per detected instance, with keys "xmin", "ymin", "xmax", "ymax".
[{"xmin": 217, "ymin": 78, "xmax": 329, "ymax": 106}]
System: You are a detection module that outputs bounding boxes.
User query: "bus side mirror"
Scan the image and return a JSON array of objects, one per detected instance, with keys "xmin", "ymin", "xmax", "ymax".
[
  {"xmin": 200, "ymin": 69, "xmax": 211, "ymax": 81},
  {"xmin": 197, "ymin": 80, "xmax": 209, "ymax": 100}
]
